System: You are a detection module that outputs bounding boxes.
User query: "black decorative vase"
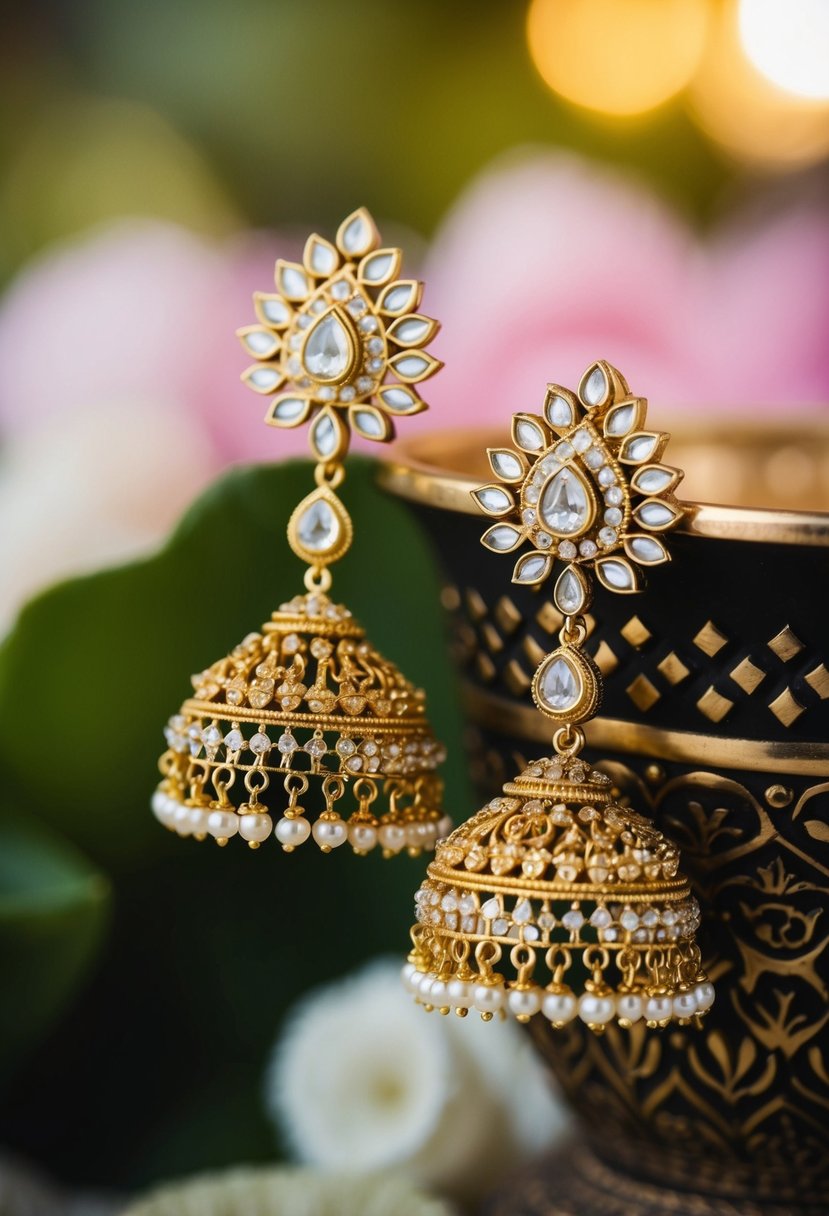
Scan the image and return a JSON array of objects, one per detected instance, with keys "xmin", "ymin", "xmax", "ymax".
[{"xmin": 380, "ymin": 425, "xmax": 829, "ymax": 1216}]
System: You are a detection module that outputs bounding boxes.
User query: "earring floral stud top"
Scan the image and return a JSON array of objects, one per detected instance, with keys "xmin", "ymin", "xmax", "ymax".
[
  {"xmin": 404, "ymin": 362, "xmax": 714, "ymax": 1030},
  {"xmin": 151, "ymin": 209, "xmax": 450, "ymax": 858}
]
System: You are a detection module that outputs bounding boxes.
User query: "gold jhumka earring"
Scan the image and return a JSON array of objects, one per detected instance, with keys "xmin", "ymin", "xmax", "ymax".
[
  {"xmin": 404, "ymin": 362, "xmax": 714, "ymax": 1028},
  {"xmin": 152, "ymin": 208, "xmax": 451, "ymax": 857}
]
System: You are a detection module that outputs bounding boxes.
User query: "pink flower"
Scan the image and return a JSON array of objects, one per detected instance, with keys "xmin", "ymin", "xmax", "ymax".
[{"xmin": 424, "ymin": 151, "xmax": 829, "ymax": 422}]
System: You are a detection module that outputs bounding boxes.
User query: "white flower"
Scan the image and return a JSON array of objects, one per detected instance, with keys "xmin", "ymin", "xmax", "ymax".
[
  {"xmin": 120, "ymin": 1165, "xmax": 453, "ymax": 1216},
  {"xmin": 266, "ymin": 961, "xmax": 569, "ymax": 1202}
]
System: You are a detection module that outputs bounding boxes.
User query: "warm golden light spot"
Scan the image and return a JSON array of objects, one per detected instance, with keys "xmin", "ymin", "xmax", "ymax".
[
  {"xmin": 690, "ymin": 0, "xmax": 829, "ymax": 169},
  {"xmin": 526, "ymin": 0, "xmax": 710, "ymax": 117}
]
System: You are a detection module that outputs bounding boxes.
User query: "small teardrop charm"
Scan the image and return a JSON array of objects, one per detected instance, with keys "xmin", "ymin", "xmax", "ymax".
[
  {"xmin": 287, "ymin": 487, "xmax": 353, "ymax": 566},
  {"xmin": 301, "ymin": 307, "xmax": 357, "ymax": 384},
  {"xmin": 531, "ymin": 646, "xmax": 601, "ymax": 723}
]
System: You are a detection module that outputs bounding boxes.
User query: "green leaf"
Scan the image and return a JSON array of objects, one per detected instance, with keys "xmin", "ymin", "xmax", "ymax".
[
  {"xmin": 0, "ymin": 457, "xmax": 472, "ymax": 1184},
  {"xmin": 0, "ymin": 814, "xmax": 110, "ymax": 1088}
]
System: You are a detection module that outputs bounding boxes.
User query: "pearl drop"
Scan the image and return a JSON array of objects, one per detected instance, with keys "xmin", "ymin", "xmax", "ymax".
[
  {"xmin": 417, "ymin": 972, "xmax": 436, "ymax": 999},
  {"xmin": 275, "ymin": 816, "xmax": 311, "ymax": 847},
  {"xmin": 207, "ymin": 810, "xmax": 239, "ymax": 838},
  {"xmin": 673, "ymin": 990, "xmax": 698, "ymax": 1019},
  {"xmin": 405, "ymin": 821, "xmax": 431, "ymax": 848},
  {"xmin": 430, "ymin": 980, "xmax": 449, "ymax": 1007},
  {"xmin": 239, "ymin": 813, "xmax": 272, "ymax": 843},
  {"xmin": 473, "ymin": 984, "xmax": 504, "ymax": 1014},
  {"xmin": 644, "ymin": 995, "xmax": 673, "ymax": 1023},
  {"xmin": 173, "ymin": 805, "xmax": 193, "ymax": 836},
  {"xmin": 447, "ymin": 978, "xmax": 471, "ymax": 1008},
  {"xmin": 542, "ymin": 991, "xmax": 576, "ymax": 1023},
  {"xmin": 348, "ymin": 823, "xmax": 378, "ymax": 852},
  {"xmin": 507, "ymin": 988, "xmax": 542, "ymax": 1019},
  {"xmin": 187, "ymin": 807, "xmax": 209, "ymax": 834},
  {"xmin": 437, "ymin": 815, "xmax": 453, "ymax": 838},
  {"xmin": 312, "ymin": 818, "xmax": 348, "ymax": 849},
  {"xmin": 151, "ymin": 790, "xmax": 166, "ymax": 822},
  {"xmin": 616, "ymin": 993, "xmax": 644, "ymax": 1022},
  {"xmin": 696, "ymin": 981, "xmax": 715, "ymax": 1011},
  {"xmin": 578, "ymin": 993, "xmax": 615, "ymax": 1026},
  {"xmin": 378, "ymin": 823, "xmax": 407, "ymax": 852}
]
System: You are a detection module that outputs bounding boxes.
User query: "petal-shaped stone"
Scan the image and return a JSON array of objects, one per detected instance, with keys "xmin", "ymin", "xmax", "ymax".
[
  {"xmin": 378, "ymin": 280, "xmax": 421, "ymax": 315},
  {"xmin": 621, "ymin": 432, "xmax": 662, "ymax": 463},
  {"xmin": 302, "ymin": 309, "xmax": 356, "ymax": 382},
  {"xmin": 488, "ymin": 448, "xmax": 524, "ymax": 481},
  {"xmin": 544, "ymin": 391, "xmax": 574, "ymax": 429},
  {"xmin": 604, "ymin": 400, "xmax": 641, "ymax": 438},
  {"xmin": 481, "ymin": 524, "xmax": 522, "ymax": 552},
  {"xmin": 635, "ymin": 500, "xmax": 679, "ymax": 529},
  {"xmin": 625, "ymin": 534, "xmax": 669, "ymax": 565},
  {"xmin": 536, "ymin": 654, "xmax": 582, "ymax": 714},
  {"xmin": 631, "ymin": 465, "xmax": 677, "ymax": 495},
  {"xmin": 596, "ymin": 557, "xmax": 640, "ymax": 592},
  {"xmin": 472, "ymin": 485, "xmax": 514, "ymax": 516},
  {"xmin": 512, "ymin": 415, "xmax": 547, "ymax": 453},
  {"xmin": 538, "ymin": 467, "xmax": 594, "ymax": 537},
  {"xmin": 581, "ymin": 363, "xmax": 609, "ymax": 407},
  {"xmin": 337, "ymin": 208, "xmax": 377, "ymax": 256},
  {"xmin": 513, "ymin": 552, "xmax": 551, "ymax": 584}
]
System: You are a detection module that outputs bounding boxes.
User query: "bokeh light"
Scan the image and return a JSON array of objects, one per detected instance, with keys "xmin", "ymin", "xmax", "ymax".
[
  {"xmin": 690, "ymin": 0, "xmax": 829, "ymax": 169},
  {"xmin": 526, "ymin": 0, "xmax": 710, "ymax": 117},
  {"xmin": 739, "ymin": 0, "xmax": 829, "ymax": 101}
]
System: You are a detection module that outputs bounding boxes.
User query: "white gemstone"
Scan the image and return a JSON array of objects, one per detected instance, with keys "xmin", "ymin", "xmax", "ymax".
[
  {"xmin": 297, "ymin": 498, "xmax": 340, "ymax": 551},
  {"xmin": 311, "ymin": 413, "xmax": 338, "ymax": 457},
  {"xmin": 302, "ymin": 312, "xmax": 353, "ymax": 380},
  {"xmin": 353, "ymin": 409, "xmax": 383, "ymax": 437},
  {"xmin": 380, "ymin": 386, "xmax": 416, "ymax": 412},
  {"xmin": 605, "ymin": 486, "xmax": 623, "ymax": 505},
  {"xmin": 279, "ymin": 265, "xmax": 309, "ymax": 299},
  {"xmin": 305, "ymin": 736, "xmax": 327, "ymax": 758},
  {"xmin": 522, "ymin": 508, "xmax": 536, "ymax": 526},
  {"xmin": 638, "ymin": 501, "xmax": 675, "ymax": 527},
  {"xmin": 347, "ymin": 296, "xmax": 367, "ymax": 316},
  {"xmin": 513, "ymin": 899, "xmax": 533, "ymax": 924},
  {"xmin": 287, "ymin": 356, "xmax": 302, "ymax": 376},
  {"xmin": 318, "ymin": 386, "xmax": 335, "ymax": 401},
  {"xmin": 277, "ymin": 732, "xmax": 298, "ymax": 754},
  {"xmin": 537, "ymin": 655, "xmax": 582, "ymax": 712},
  {"xmin": 329, "ymin": 279, "xmax": 349, "ymax": 300},
  {"xmin": 620, "ymin": 909, "xmax": 640, "ymax": 931},
  {"xmin": 362, "ymin": 251, "xmax": 395, "ymax": 282},
  {"xmin": 482, "ymin": 524, "xmax": 521, "ymax": 552},
  {"xmin": 224, "ymin": 729, "xmax": 244, "ymax": 752},
  {"xmin": 248, "ymin": 367, "xmax": 281, "ymax": 390},
  {"xmin": 338, "ymin": 385, "xmax": 355, "ymax": 402},
  {"xmin": 628, "ymin": 535, "xmax": 667, "ymax": 563},
  {"xmin": 598, "ymin": 558, "xmax": 633, "ymax": 588},
  {"xmin": 515, "ymin": 419, "xmax": 545, "ymax": 451},
  {"xmin": 578, "ymin": 993, "xmax": 615, "ymax": 1025},
  {"xmin": 582, "ymin": 365, "xmax": 608, "ymax": 406},
  {"xmin": 491, "ymin": 450, "xmax": 523, "ymax": 480},
  {"xmin": 515, "ymin": 554, "xmax": 550, "ymax": 583},
  {"xmin": 572, "ymin": 429, "xmax": 591, "ymax": 452},
  {"xmin": 558, "ymin": 540, "xmax": 577, "ymax": 559},
  {"xmin": 393, "ymin": 316, "xmax": 430, "ymax": 343},
  {"xmin": 367, "ymin": 357, "xmax": 384, "ymax": 373},
  {"xmin": 482, "ymin": 897, "xmax": 501, "ymax": 919},
  {"xmin": 605, "ymin": 402, "xmax": 637, "ymax": 436},
  {"xmin": 341, "ymin": 214, "xmax": 372, "ymax": 253},
  {"xmin": 623, "ymin": 434, "xmax": 659, "ymax": 462},
  {"xmin": 475, "ymin": 486, "xmax": 512, "ymax": 514},
  {"xmin": 261, "ymin": 298, "xmax": 289, "ymax": 325},
  {"xmin": 459, "ymin": 894, "xmax": 478, "ymax": 915},
  {"xmin": 589, "ymin": 906, "xmax": 612, "ymax": 928},
  {"xmin": 546, "ymin": 394, "xmax": 573, "ymax": 428},
  {"xmin": 597, "ymin": 466, "xmax": 616, "ymax": 487},
  {"xmin": 554, "ymin": 441, "xmax": 574, "ymax": 464},
  {"xmin": 599, "ymin": 527, "xmax": 618, "ymax": 546},
  {"xmin": 579, "ymin": 539, "xmax": 597, "ymax": 557},
  {"xmin": 604, "ymin": 507, "xmax": 623, "ymax": 526},
  {"xmin": 562, "ymin": 909, "xmax": 585, "ymax": 931},
  {"xmin": 250, "ymin": 732, "xmax": 271, "ymax": 754},
  {"xmin": 359, "ymin": 315, "xmax": 379, "ymax": 333},
  {"xmin": 635, "ymin": 467, "xmax": 673, "ymax": 494},
  {"xmin": 356, "ymin": 376, "xmax": 373, "ymax": 393},
  {"xmin": 539, "ymin": 468, "xmax": 592, "ymax": 536},
  {"xmin": 554, "ymin": 567, "xmax": 585, "ymax": 615},
  {"xmin": 244, "ymin": 329, "xmax": 278, "ymax": 356},
  {"xmin": 394, "ymin": 354, "xmax": 430, "ymax": 378}
]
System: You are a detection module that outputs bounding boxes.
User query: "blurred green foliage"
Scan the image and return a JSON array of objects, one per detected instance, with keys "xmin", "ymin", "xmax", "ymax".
[
  {"xmin": 0, "ymin": 0, "xmax": 728, "ymax": 281},
  {"xmin": 0, "ymin": 458, "xmax": 471, "ymax": 1187}
]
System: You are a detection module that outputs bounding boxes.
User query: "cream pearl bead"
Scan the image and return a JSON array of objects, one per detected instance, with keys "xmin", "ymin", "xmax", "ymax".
[
  {"xmin": 696, "ymin": 981, "xmax": 715, "ymax": 1011},
  {"xmin": 644, "ymin": 995, "xmax": 673, "ymax": 1023},
  {"xmin": 187, "ymin": 807, "xmax": 210, "ymax": 835},
  {"xmin": 239, "ymin": 813, "xmax": 272, "ymax": 843},
  {"xmin": 348, "ymin": 823, "xmax": 378, "ymax": 852},
  {"xmin": 542, "ymin": 991, "xmax": 577, "ymax": 1024},
  {"xmin": 378, "ymin": 823, "xmax": 407, "ymax": 853},
  {"xmin": 275, "ymin": 816, "xmax": 311, "ymax": 848},
  {"xmin": 417, "ymin": 972, "xmax": 436, "ymax": 1000},
  {"xmin": 447, "ymin": 978, "xmax": 472, "ymax": 1008},
  {"xmin": 437, "ymin": 815, "xmax": 453, "ymax": 839},
  {"xmin": 151, "ymin": 790, "xmax": 166, "ymax": 822},
  {"xmin": 207, "ymin": 810, "xmax": 239, "ymax": 839},
  {"xmin": 430, "ymin": 980, "xmax": 449, "ymax": 1008},
  {"xmin": 673, "ymin": 990, "xmax": 699, "ymax": 1019},
  {"xmin": 578, "ymin": 993, "xmax": 615, "ymax": 1026},
  {"xmin": 401, "ymin": 962, "xmax": 417, "ymax": 992},
  {"xmin": 312, "ymin": 817, "xmax": 348, "ymax": 850},
  {"xmin": 616, "ymin": 993, "xmax": 644, "ymax": 1023},
  {"xmin": 473, "ymin": 984, "xmax": 504, "ymax": 1014},
  {"xmin": 173, "ymin": 805, "xmax": 193, "ymax": 835},
  {"xmin": 508, "ymin": 988, "xmax": 542, "ymax": 1020}
]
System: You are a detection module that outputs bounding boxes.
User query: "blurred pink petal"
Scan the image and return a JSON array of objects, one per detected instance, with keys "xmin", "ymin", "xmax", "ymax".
[{"xmin": 424, "ymin": 150, "xmax": 829, "ymax": 420}]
